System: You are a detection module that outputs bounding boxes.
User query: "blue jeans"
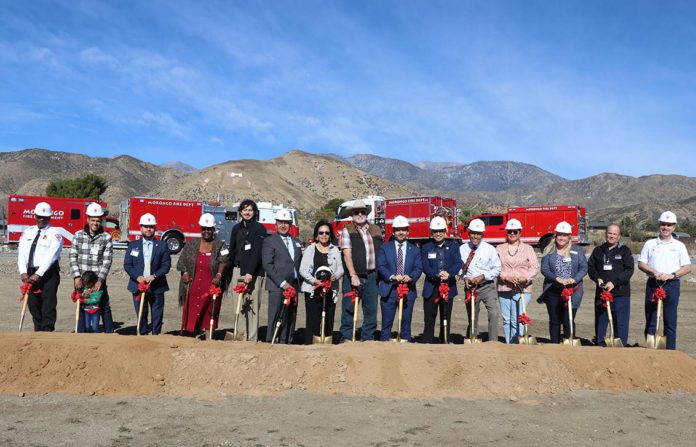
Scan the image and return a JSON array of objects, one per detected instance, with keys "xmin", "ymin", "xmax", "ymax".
[
  {"xmin": 498, "ymin": 291, "xmax": 531, "ymax": 344},
  {"xmin": 645, "ymin": 278, "xmax": 680, "ymax": 350},
  {"xmin": 340, "ymin": 272, "xmax": 378, "ymax": 342},
  {"xmin": 83, "ymin": 309, "xmax": 101, "ymax": 333}
]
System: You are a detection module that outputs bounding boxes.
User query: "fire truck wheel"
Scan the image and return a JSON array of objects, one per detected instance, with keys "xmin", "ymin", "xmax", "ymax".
[{"xmin": 164, "ymin": 233, "xmax": 185, "ymax": 254}]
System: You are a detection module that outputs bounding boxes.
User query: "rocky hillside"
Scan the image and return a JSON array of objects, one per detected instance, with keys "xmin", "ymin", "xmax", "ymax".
[
  {"xmin": 161, "ymin": 161, "xmax": 199, "ymax": 174},
  {"xmin": 332, "ymin": 154, "xmax": 565, "ymax": 192},
  {"xmin": 156, "ymin": 150, "xmax": 416, "ymax": 217},
  {"xmin": 0, "ymin": 149, "xmax": 184, "ymax": 208}
]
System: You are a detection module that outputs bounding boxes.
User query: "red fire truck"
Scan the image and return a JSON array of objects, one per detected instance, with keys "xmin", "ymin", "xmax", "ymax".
[
  {"xmin": 119, "ymin": 197, "xmax": 299, "ymax": 253},
  {"xmin": 5, "ymin": 195, "xmax": 118, "ymax": 245},
  {"xmin": 331, "ymin": 195, "xmax": 459, "ymax": 242},
  {"xmin": 459, "ymin": 204, "xmax": 589, "ymax": 248}
]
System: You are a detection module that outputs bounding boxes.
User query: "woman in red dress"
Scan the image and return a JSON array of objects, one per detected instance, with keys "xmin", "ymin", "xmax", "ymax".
[{"xmin": 177, "ymin": 213, "xmax": 229, "ymax": 337}]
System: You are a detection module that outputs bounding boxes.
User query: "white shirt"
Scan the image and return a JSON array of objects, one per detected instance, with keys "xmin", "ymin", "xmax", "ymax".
[
  {"xmin": 639, "ymin": 237, "xmax": 691, "ymax": 274},
  {"xmin": 17, "ymin": 225, "xmax": 64, "ymax": 276},
  {"xmin": 459, "ymin": 240, "xmax": 501, "ymax": 281}
]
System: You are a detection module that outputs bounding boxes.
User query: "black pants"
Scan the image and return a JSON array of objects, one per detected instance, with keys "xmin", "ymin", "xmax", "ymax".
[
  {"xmin": 304, "ymin": 290, "xmax": 336, "ymax": 344},
  {"xmin": 422, "ymin": 289, "xmax": 454, "ymax": 343},
  {"xmin": 545, "ymin": 290, "xmax": 578, "ymax": 343},
  {"xmin": 77, "ymin": 283, "xmax": 113, "ymax": 333},
  {"xmin": 27, "ymin": 264, "xmax": 60, "ymax": 332}
]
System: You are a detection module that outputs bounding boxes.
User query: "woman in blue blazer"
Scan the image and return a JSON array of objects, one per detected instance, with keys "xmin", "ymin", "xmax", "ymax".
[
  {"xmin": 538, "ymin": 221, "xmax": 588, "ymax": 343},
  {"xmin": 420, "ymin": 217, "xmax": 462, "ymax": 343}
]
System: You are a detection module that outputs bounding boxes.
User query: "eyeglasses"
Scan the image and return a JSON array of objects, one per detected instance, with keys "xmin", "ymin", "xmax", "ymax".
[
  {"xmin": 142, "ymin": 225, "xmax": 156, "ymax": 229},
  {"xmin": 201, "ymin": 227, "xmax": 214, "ymax": 231},
  {"xmin": 353, "ymin": 210, "xmax": 367, "ymax": 215},
  {"xmin": 432, "ymin": 229, "xmax": 446, "ymax": 233},
  {"xmin": 506, "ymin": 230, "xmax": 520, "ymax": 235},
  {"xmin": 317, "ymin": 231, "xmax": 331, "ymax": 236},
  {"xmin": 469, "ymin": 232, "xmax": 482, "ymax": 236},
  {"xmin": 36, "ymin": 216, "xmax": 50, "ymax": 220}
]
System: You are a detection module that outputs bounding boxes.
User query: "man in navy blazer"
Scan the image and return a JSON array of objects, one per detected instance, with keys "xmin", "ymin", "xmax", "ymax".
[
  {"xmin": 377, "ymin": 215, "xmax": 423, "ymax": 342},
  {"xmin": 123, "ymin": 213, "xmax": 171, "ymax": 335},
  {"xmin": 420, "ymin": 217, "xmax": 462, "ymax": 343}
]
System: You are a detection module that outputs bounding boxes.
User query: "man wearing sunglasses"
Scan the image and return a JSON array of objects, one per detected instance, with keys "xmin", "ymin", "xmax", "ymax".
[
  {"xmin": 17, "ymin": 202, "xmax": 64, "ymax": 331},
  {"xmin": 638, "ymin": 211, "xmax": 692, "ymax": 350},
  {"xmin": 339, "ymin": 199, "xmax": 383, "ymax": 342}
]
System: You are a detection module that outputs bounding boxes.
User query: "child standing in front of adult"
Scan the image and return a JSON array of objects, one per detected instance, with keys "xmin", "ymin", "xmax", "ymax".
[{"xmin": 81, "ymin": 271, "xmax": 103, "ymax": 333}]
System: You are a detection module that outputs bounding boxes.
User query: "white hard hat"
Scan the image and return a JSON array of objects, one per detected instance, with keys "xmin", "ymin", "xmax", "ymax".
[
  {"xmin": 198, "ymin": 213, "xmax": 216, "ymax": 228},
  {"xmin": 34, "ymin": 202, "xmax": 52, "ymax": 217},
  {"xmin": 658, "ymin": 211, "xmax": 677, "ymax": 224},
  {"xmin": 86, "ymin": 203, "xmax": 104, "ymax": 217},
  {"xmin": 468, "ymin": 218, "xmax": 485, "ymax": 233},
  {"xmin": 314, "ymin": 265, "xmax": 333, "ymax": 281},
  {"xmin": 505, "ymin": 218, "xmax": 522, "ymax": 231},
  {"xmin": 276, "ymin": 208, "xmax": 292, "ymax": 222},
  {"xmin": 555, "ymin": 221, "xmax": 572, "ymax": 234},
  {"xmin": 139, "ymin": 213, "xmax": 157, "ymax": 226},
  {"xmin": 392, "ymin": 215, "xmax": 409, "ymax": 228},
  {"xmin": 430, "ymin": 216, "xmax": 447, "ymax": 231}
]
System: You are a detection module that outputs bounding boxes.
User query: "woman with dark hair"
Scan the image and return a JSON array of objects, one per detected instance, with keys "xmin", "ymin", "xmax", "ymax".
[
  {"xmin": 177, "ymin": 213, "xmax": 228, "ymax": 337},
  {"xmin": 299, "ymin": 220, "xmax": 344, "ymax": 344}
]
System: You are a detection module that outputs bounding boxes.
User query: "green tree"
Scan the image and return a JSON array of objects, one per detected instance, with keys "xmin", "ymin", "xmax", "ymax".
[
  {"xmin": 314, "ymin": 198, "xmax": 344, "ymax": 222},
  {"xmin": 46, "ymin": 174, "xmax": 108, "ymax": 199}
]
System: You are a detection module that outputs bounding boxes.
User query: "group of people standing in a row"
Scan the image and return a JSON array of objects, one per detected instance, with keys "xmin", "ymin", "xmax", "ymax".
[{"xmin": 17, "ymin": 199, "xmax": 691, "ymax": 350}]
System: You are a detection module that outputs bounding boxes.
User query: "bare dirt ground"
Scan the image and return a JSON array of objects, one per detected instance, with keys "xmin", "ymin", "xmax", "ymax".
[{"xmin": 0, "ymin": 252, "xmax": 695, "ymax": 446}]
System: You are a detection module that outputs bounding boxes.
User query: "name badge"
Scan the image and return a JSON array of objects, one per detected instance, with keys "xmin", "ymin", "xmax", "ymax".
[
  {"xmin": 90, "ymin": 246, "xmax": 100, "ymax": 255},
  {"xmin": 220, "ymin": 248, "xmax": 229, "ymax": 256},
  {"xmin": 244, "ymin": 244, "xmax": 251, "ymax": 251},
  {"xmin": 130, "ymin": 250, "xmax": 140, "ymax": 257},
  {"xmin": 615, "ymin": 255, "xmax": 622, "ymax": 260},
  {"xmin": 603, "ymin": 264, "xmax": 613, "ymax": 271},
  {"xmin": 570, "ymin": 250, "xmax": 578, "ymax": 255},
  {"xmin": 428, "ymin": 253, "xmax": 437, "ymax": 259},
  {"xmin": 295, "ymin": 242, "xmax": 301, "ymax": 248},
  {"xmin": 563, "ymin": 257, "xmax": 571, "ymax": 263}
]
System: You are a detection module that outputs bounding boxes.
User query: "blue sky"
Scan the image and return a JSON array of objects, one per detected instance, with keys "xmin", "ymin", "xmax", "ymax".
[{"xmin": 1, "ymin": 0, "xmax": 695, "ymax": 179}]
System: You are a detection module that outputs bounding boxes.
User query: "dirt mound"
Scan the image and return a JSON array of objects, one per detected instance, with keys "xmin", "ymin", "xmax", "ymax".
[{"xmin": 1, "ymin": 333, "xmax": 695, "ymax": 400}]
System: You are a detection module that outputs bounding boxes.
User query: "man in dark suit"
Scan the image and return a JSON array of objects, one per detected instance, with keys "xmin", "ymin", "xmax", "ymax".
[
  {"xmin": 124, "ymin": 213, "xmax": 171, "ymax": 335},
  {"xmin": 262, "ymin": 209, "xmax": 302, "ymax": 344},
  {"xmin": 377, "ymin": 215, "xmax": 423, "ymax": 342}
]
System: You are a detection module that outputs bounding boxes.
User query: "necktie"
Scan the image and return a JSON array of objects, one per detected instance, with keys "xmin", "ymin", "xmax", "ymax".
[
  {"xmin": 462, "ymin": 246, "xmax": 477, "ymax": 275},
  {"xmin": 143, "ymin": 240, "xmax": 151, "ymax": 277},
  {"xmin": 397, "ymin": 243, "xmax": 404, "ymax": 276},
  {"xmin": 27, "ymin": 229, "xmax": 42, "ymax": 270},
  {"xmin": 284, "ymin": 237, "xmax": 294, "ymax": 261}
]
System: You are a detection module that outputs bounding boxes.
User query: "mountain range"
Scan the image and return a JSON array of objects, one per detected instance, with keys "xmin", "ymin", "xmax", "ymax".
[{"xmin": 1, "ymin": 148, "xmax": 694, "ymax": 228}]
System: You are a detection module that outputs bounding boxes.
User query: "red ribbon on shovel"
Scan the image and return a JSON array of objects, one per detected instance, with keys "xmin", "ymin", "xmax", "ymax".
[
  {"xmin": 19, "ymin": 282, "xmax": 40, "ymax": 301},
  {"xmin": 651, "ymin": 287, "xmax": 667, "ymax": 303},
  {"xmin": 396, "ymin": 283, "xmax": 409, "ymax": 302},
  {"xmin": 136, "ymin": 282, "xmax": 150, "ymax": 299},
  {"xmin": 233, "ymin": 283, "xmax": 250, "ymax": 294},
  {"xmin": 518, "ymin": 313, "xmax": 533, "ymax": 325},
  {"xmin": 561, "ymin": 287, "xmax": 574, "ymax": 308},
  {"xmin": 435, "ymin": 282, "xmax": 449, "ymax": 304},
  {"xmin": 464, "ymin": 287, "xmax": 478, "ymax": 303},
  {"xmin": 600, "ymin": 290, "xmax": 614, "ymax": 308},
  {"xmin": 283, "ymin": 287, "xmax": 298, "ymax": 308},
  {"xmin": 208, "ymin": 285, "xmax": 222, "ymax": 297},
  {"xmin": 314, "ymin": 280, "xmax": 332, "ymax": 293},
  {"xmin": 344, "ymin": 289, "xmax": 358, "ymax": 304},
  {"xmin": 70, "ymin": 290, "xmax": 83, "ymax": 303}
]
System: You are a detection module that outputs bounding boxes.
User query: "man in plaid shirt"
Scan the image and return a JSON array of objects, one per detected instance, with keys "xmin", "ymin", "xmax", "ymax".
[{"xmin": 69, "ymin": 203, "xmax": 114, "ymax": 333}]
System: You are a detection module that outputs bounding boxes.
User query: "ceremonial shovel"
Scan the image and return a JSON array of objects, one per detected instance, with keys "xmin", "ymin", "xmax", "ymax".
[
  {"xmin": 518, "ymin": 286, "xmax": 537, "ymax": 345},
  {"xmin": 18, "ymin": 284, "xmax": 30, "ymax": 332},
  {"xmin": 179, "ymin": 283, "xmax": 191, "ymax": 336},
  {"xmin": 348, "ymin": 287, "xmax": 360, "ymax": 342},
  {"xmin": 74, "ymin": 292, "xmax": 81, "ymax": 334},
  {"xmin": 562, "ymin": 289, "xmax": 580, "ymax": 347},
  {"xmin": 391, "ymin": 283, "xmax": 409, "ymax": 342},
  {"xmin": 463, "ymin": 284, "xmax": 481, "ymax": 344},
  {"xmin": 646, "ymin": 290, "xmax": 667, "ymax": 350},
  {"xmin": 313, "ymin": 288, "xmax": 333, "ymax": 344},
  {"xmin": 208, "ymin": 290, "xmax": 219, "ymax": 341},
  {"xmin": 136, "ymin": 290, "xmax": 146, "ymax": 336},
  {"xmin": 232, "ymin": 279, "xmax": 247, "ymax": 341},
  {"xmin": 602, "ymin": 291, "xmax": 623, "ymax": 348}
]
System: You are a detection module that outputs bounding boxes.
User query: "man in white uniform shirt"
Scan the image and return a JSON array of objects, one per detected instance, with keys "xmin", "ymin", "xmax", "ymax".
[
  {"xmin": 17, "ymin": 202, "xmax": 63, "ymax": 331},
  {"xmin": 638, "ymin": 211, "xmax": 692, "ymax": 350},
  {"xmin": 459, "ymin": 218, "xmax": 501, "ymax": 342}
]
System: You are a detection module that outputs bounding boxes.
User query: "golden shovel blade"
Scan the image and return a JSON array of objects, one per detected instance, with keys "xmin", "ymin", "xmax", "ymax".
[
  {"xmin": 463, "ymin": 337, "xmax": 482, "ymax": 344},
  {"xmin": 604, "ymin": 337, "xmax": 624, "ymax": 348},
  {"xmin": 519, "ymin": 335, "xmax": 538, "ymax": 345},
  {"xmin": 563, "ymin": 338, "xmax": 581, "ymax": 347},
  {"xmin": 313, "ymin": 335, "xmax": 333, "ymax": 344},
  {"xmin": 646, "ymin": 334, "xmax": 667, "ymax": 350}
]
